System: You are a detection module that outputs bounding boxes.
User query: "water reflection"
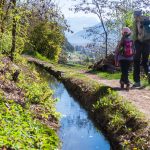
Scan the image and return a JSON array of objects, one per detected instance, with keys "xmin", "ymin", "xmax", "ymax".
[{"xmin": 47, "ymin": 75, "xmax": 110, "ymax": 150}]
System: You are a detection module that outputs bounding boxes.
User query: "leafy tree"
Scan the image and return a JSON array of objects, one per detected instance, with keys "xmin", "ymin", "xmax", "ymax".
[
  {"xmin": 109, "ymin": 0, "xmax": 150, "ymax": 30},
  {"xmin": 0, "ymin": 0, "xmax": 29, "ymax": 60},
  {"xmin": 29, "ymin": 22, "xmax": 64, "ymax": 62},
  {"xmin": 72, "ymin": 0, "xmax": 110, "ymax": 58},
  {"xmin": 24, "ymin": 0, "xmax": 68, "ymax": 62},
  {"xmin": 0, "ymin": 0, "xmax": 69, "ymax": 63},
  {"xmin": 71, "ymin": 0, "xmax": 150, "ymax": 60}
]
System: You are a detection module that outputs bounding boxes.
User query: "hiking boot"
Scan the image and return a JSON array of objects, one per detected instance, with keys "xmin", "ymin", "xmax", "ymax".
[
  {"xmin": 126, "ymin": 84, "xmax": 130, "ymax": 91},
  {"xmin": 120, "ymin": 81, "xmax": 124, "ymax": 89},
  {"xmin": 132, "ymin": 82, "xmax": 141, "ymax": 88},
  {"xmin": 148, "ymin": 73, "xmax": 150, "ymax": 84}
]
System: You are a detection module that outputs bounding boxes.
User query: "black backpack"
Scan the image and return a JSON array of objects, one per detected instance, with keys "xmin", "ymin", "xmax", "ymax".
[{"xmin": 137, "ymin": 16, "xmax": 150, "ymax": 42}]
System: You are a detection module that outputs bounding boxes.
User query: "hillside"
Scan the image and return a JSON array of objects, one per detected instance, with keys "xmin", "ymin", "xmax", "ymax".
[{"xmin": 0, "ymin": 55, "xmax": 59, "ymax": 149}]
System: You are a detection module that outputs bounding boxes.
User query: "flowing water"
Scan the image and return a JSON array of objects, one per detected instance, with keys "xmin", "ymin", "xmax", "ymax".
[{"xmin": 44, "ymin": 72, "xmax": 110, "ymax": 150}]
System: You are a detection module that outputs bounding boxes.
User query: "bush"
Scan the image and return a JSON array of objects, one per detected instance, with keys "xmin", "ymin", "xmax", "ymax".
[
  {"xmin": 29, "ymin": 22, "xmax": 64, "ymax": 62},
  {"xmin": 0, "ymin": 98, "xmax": 59, "ymax": 149},
  {"xmin": 0, "ymin": 32, "xmax": 12, "ymax": 54}
]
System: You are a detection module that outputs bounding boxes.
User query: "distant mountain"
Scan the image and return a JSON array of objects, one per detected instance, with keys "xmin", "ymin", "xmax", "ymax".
[
  {"xmin": 67, "ymin": 23, "xmax": 103, "ymax": 45},
  {"xmin": 62, "ymin": 38, "xmax": 74, "ymax": 52},
  {"xmin": 66, "ymin": 16, "xmax": 99, "ymax": 33},
  {"xmin": 67, "ymin": 30, "xmax": 91, "ymax": 45},
  {"xmin": 67, "ymin": 23, "xmax": 118, "ymax": 46}
]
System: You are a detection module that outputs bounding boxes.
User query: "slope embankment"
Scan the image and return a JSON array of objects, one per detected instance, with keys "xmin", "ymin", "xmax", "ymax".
[{"xmin": 0, "ymin": 55, "xmax": 60, "ymax": 149}]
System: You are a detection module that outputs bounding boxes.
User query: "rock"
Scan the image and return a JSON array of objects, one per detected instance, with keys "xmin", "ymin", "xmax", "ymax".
[{"xmin": 12, "ymin": 70, "xmax": 20, "ymax": 82}]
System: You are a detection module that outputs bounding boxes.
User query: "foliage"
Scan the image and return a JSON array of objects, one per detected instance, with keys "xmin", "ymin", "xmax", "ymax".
[
  {"xmin": 59, "ymin": 38, "xmax": 75, "ymax": 64},
  {"xmin": 24, "ymin": 51, "xmax": 54, "ymax": 64},
  {"xmin": 58, "ymin": 50, "xmax": 68, "ymax": 64},
  {"xmin": 16, "ymin": 57, "xmax": 59, "ymax": 118},
  {"xmin": 0, "ymin": 55, "xmax": 60, "ymax": 149},
  {"xmin": 72, "ymin": 0, "xmax": 109, "ymax": 58},
  {"xmin": 0, "ymin": 32, "xmax": 12, "ymax": 54},
  {"xmin": 123, "ymin": 11, "xmax": 134, "ymax": 29},
  {"xmin": 71, "ymin": 0, "xmax": 150, "ymax": 60},
  {"xmin": 0, "ymin": 98, "xmax": 59, "ymax": 149},
  {"xmin": 0, "ymin": 0, "xmax": 30, "ymax": 60},
  {"xmin": 29, "ymin": 22, "xmax": 64, "ymax": 62},
  {"xmin": 93, "ymin": 88, "xmax": 149, "ymax": 149},
  {"xmin": 0, "ymin": 0, "xmax": 68, "ymax": 62},
  {"xmin": 23, "ymin": 0, "xmax": 69, "ymax": 62}
]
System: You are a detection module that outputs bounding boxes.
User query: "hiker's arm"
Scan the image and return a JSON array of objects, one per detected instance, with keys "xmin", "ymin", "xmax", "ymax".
[
  {"xmin": 114, "ymin": 41, "xmax": 121, "ymax": 66},
  {"xmin": 115, "ymin": 37, "xmax": 124, "ymax": 66}
]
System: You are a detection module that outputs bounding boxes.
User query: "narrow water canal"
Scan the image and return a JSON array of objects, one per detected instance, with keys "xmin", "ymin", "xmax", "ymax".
[{"xmin": 43, "ymin": 71, "xmax": 111, "ymax": 150}]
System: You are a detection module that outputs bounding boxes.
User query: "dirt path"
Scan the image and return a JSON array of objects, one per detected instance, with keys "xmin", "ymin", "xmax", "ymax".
[
  {"xmin": 80, "ymin": 71, "xmax": 150, "ymax": 121},
  {"xmin": 25, "ymin": 56, "xmax": 150, "ymax": 121}
]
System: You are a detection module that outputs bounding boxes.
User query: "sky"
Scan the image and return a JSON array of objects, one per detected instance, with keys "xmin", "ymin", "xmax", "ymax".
[
  {"xmin": 55, "ymin": 0, "xmax": 99, "ymax": 33},
  {"xmin": 55, "ymin": 0, "xmax": 97, "ymax": 18}
]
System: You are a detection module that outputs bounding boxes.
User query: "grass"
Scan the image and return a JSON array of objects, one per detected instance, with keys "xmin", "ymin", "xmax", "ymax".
[
  {"xmin": 24, "ymin": 51, "xmax": 150, "ymax": 88},
  {"xmin": 61, "ymin": 62, "xmax": 88, "ymax": 70},
  {"xmin": 93, "ymin": 88, "xmax": 149, "ymax": 149},
  {"xmin": 140, "ymin": 75, "xmax": 150, "ymax": 88},
  {"xmin": 24, "ymin": 50, "xmax": 55, "ymax": 64},
  {"xmin": 52, "ymin": 62, "xmax": 88, "ymax": 75},
  {"xmin": 89, "ymin": 70, "xmax": 121, "ymax": 80},
  {"xmin": 26, "ymin": 55, "xmax": 150, "ymax": 149},
  {"xmin": 25, "ymin": 51, "xmax": 88, "ymax": 72},
  {"xmin": 89, "ymin": 70, "xmax": 150, "ymax": 88}
]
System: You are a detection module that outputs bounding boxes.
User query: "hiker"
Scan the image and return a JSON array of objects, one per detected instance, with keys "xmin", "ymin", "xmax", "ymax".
[
  {"xmin": 115, "ymin": 27, "xmax": 134, "ymax": 91},
  {"xmin": 133, "ymin": 11, "xmax": 150, "ymax": 87}
]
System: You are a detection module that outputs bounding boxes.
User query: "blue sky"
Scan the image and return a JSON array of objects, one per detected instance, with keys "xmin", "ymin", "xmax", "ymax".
[{"xmin": 55, "ymin": 0, "xmax": 99, "ymax": 33}]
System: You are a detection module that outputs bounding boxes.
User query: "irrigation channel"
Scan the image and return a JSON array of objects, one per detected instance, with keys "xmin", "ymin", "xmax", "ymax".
[{"xmin": 41, "ymin": 70, "xmax": 111, "ymax": 150}]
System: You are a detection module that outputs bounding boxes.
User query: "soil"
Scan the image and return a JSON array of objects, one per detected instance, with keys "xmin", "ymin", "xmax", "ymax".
[
  {"xmin": 0, "ymin": 57, "xmax": 25, "ymax": 106},
  {"xmin": 81, "ymin": 70, "xmax": 150, "ymax": 121}
]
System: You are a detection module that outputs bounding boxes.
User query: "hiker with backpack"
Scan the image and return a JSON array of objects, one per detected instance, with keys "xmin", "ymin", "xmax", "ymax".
[
  {"xmin": 115, "ymin": 27, "xmax": 134, "ymax": 91},
  {"xmin": 133, "ymin": 11, "xmax": 150, "ymax": 87}
]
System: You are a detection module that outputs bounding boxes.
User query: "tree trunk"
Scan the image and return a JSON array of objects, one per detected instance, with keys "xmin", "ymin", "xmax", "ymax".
[
  {"xmin": 10, "ymin": 0, "xmax": 16, "ymax": 61},
  {"xmin": 105, "ymin": 31, "xmax": 108, "ymax": 58},
  {"xmin": 94, "ymin": 0, "xmax": 108, "ymax": 58}
]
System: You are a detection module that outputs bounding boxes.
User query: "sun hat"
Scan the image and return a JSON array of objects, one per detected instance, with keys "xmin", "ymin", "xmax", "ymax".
[{"xmin": 122, "ymin": 27, "xmax": 131, "ymax": 35}]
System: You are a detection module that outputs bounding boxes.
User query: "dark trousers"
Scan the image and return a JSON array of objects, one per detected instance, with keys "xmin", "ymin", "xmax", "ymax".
[
  {"xmin": 119, "ymin": 60, "xmax": 131, "ymax": 84},
  {"xmin": 133, "ymin": 40, "xmax": 150, "ymax": 83}
]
